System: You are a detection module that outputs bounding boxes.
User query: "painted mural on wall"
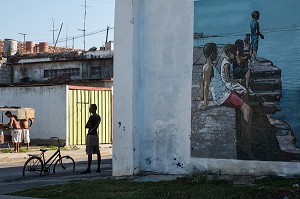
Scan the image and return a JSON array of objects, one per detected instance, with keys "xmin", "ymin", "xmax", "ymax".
[{"xmin": 191, "ymin": 0, "xmax": 300, "ymax": 161}]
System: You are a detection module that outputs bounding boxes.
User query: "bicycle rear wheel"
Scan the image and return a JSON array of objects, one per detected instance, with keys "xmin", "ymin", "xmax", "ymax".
[
  {"xmin": 53, "ymin": 155, "xmax": 75, "ymax": 174},
  {"xmin": 23, "ymin": 156, "xmax": 43, "ymax": 177}
]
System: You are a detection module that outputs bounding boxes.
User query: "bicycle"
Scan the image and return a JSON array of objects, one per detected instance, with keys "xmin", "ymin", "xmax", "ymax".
[{"xmin": 23, "ymin": 137, "xmax": 75, "ymax": 176}]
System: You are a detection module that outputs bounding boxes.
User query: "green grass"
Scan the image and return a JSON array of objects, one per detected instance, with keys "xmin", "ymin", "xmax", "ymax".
[
  {"xmin": 19, "ymin": 148, "xmax": 29, "ymax": 153},
  {"xmin": 0, "ymin": 148, "xmax": 30, "ymax": 153},
  {"xmin": 40, "ymin": 145, "xmax": 74, "ymax": 151},
  {"xmin": 0, "ymin": 148, "xmax": 12, "ymax": 153},
  {"xmin": 8, "ymin": 174, "xmax": 300, "ymax": 199}
]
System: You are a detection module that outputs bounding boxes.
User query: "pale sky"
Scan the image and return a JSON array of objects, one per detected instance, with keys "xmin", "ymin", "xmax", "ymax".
[{"xmin": 1, "ymin": 0, "xmax": 115, "ymax": 50}]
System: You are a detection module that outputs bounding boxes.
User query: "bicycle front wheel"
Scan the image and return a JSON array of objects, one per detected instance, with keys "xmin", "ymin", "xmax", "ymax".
[
  {"xmin": 23, "ymin": 156, "xmax": 43, "ymax": 177},
  {"xmin": 53, "ymin": 156, "xmax": 75, "ymax": 174}
]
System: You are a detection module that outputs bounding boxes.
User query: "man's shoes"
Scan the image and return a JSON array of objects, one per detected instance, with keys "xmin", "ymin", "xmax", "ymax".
[
  {"xmin": 96, "ymin": 168, "xmax": 101, "ymax": 173},
  {"xmin": 80, "ymin": 170, "xmax": 91, "ymax": 174}
]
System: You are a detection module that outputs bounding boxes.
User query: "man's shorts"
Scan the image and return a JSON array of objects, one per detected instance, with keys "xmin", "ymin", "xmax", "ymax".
[
  {"xmin": 11, "ymin": 129, "xmax": 22, "ymax": 143},
  {"xmin": 250, "ymin": 38, "xmax": 259, "ymax": 51},
  {"xmin": 222, "ymin": 92, "xmax": 244, "ymax": 109},
  {"xmin": 86, "ymin": 134, "xmax": 100, "ymax": 155},
  {"xmin": 22, "ymin": 129, "xmax": 30, "ymax": 144}
]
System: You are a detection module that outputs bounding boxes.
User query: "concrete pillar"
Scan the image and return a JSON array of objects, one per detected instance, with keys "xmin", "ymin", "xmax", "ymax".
[{"xmin": 113, "ymin": 0, "xmax": 194, "ymax": 176}]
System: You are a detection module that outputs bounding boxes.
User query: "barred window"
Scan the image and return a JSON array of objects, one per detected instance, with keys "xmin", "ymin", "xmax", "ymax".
[
  {"xmin": 91, "ymin": 66, "xmax": 102, "ymax": 75},
  {"xmin": 44, "ymin": 68, "xmax": 80, "ymax": 78}
]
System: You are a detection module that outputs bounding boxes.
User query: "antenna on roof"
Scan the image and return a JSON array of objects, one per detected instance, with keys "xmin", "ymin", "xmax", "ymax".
[
  {"xmin": 79, "ymin": 0, "xmax": 87, "ymax": 51},
  {"xmin": 50, "ymin": 18, "xmax": 58, "ymax": 45},
  {"xmin": 54, "ymin": 23, "xmax": 64, "ymax": 50}
]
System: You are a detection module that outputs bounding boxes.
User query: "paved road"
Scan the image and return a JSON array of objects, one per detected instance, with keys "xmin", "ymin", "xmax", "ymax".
[
  {"xmin": 0, "ymin": 145, "xmax": 113, "ymax": 198},
  {"xmin": 0, "ymin": 158, "xmax": 112, "ymax": 195}
]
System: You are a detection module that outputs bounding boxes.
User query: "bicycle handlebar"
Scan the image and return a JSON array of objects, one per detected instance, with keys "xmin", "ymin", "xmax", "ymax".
[{"xmin": 50, "ymin": 137, "xmax": 61, "ymax": 147}]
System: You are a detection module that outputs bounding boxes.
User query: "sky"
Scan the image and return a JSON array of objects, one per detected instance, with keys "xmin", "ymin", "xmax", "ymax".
[{"xmin": 1, "ymin": 0, "xmax": 115, "ymax": 50}]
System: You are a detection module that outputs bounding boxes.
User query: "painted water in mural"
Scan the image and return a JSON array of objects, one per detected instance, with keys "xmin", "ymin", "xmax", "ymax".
[{"xmin": 192, "ymin": 0, "xmax": 300, "ymax": 161}]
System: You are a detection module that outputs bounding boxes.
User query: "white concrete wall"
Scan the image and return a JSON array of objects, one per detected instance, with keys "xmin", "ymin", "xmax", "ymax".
[
  {"xmin": 113, "ymin": 0, "xmax": 300, "ymax": 177},
  {"xmin": 113, "ymin": 0, "xmax": 194, "ymax": 176},
  {"xmin": 0, "ymin": 86, "xmax": 67, "ymax": 141},
  {"xmin": 13, "ymin": 61, "xmax": 83, "ymax": 82},
  {"xmin": 113, "ymin": 0, "xmax": 135, "ymax": 176}
]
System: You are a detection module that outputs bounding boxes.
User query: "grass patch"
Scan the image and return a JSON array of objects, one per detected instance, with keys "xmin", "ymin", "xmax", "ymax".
[
  {"xmin": 19, "ymin": 148, "xmax": 30, "ymax": 153},
  {"xmin": 39, "ymin": 145, "xmax": 69, "ymax": 151},
  {"xmin": 0, "ymin": 148, "xmax": 12, "ymax": 153},
  {"xmin": 0, "ymin": 148, "xmax": 30, "ymax": 153},
  {"xmin": 8, "ymin": 174, "xmax": 300, "ymax": 199}
]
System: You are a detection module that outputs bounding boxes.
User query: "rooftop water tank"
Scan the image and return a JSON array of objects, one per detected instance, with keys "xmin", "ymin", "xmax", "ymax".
[
  {"xmin": 4, "ymin": 39, "xmax": 18, "ymax": 57},
  {"xmin": 39, "ymin": 42, "xmax": 49, "ymax": 53},
  {"xmin": 25, "ymin": 41, "xmax": 35, "ymax": 53}
]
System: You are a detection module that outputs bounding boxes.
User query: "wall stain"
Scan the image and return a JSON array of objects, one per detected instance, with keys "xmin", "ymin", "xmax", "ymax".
[
  {"xmin": 145, "ymin": 157, "xmax": 152, "ymax": 165},
  {"xmin": 118, "ymin": 122, "xmax": 121, "ymax": 128},
  {"xmin": 176, "ymin": 162, "xmax": 184, "ymax": 168}
]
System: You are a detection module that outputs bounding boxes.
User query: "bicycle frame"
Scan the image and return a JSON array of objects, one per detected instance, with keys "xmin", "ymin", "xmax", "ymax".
[{"xmin": 40, "ymin": 148, "xmax": 62, "ymax": 171}]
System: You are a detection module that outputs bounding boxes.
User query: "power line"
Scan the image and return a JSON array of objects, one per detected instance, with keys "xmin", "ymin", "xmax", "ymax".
[{"xmin": 56, "ymin": 27, "xmax": 114, "ymax": 44}]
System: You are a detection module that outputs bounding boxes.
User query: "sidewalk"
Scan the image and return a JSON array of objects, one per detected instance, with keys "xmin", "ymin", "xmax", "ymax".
[{"xmin": 0, "ymin": 144, "xmax": 112, "ymax": 166}]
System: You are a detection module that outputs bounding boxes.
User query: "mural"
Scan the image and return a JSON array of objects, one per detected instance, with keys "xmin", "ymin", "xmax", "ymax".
[{"xmin": 191, "ymin": 0, "xmax": 300, "ymax": 161}]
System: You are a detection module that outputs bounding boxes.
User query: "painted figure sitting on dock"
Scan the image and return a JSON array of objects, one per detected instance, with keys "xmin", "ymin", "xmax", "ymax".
[
  {"xmin": 198, "ymin": 43, "xmax": 256, "ymax": 160},
  {"xmin": 233, "ymin": 39, "xmax": 254, "ymax": 96},
  {"xmin": 221, "ymin": 44, "xmax": 253, "ymax": 101},
  {"xmin": 250, "ymin": 10, "xmax": 264, "ymax": 63}
]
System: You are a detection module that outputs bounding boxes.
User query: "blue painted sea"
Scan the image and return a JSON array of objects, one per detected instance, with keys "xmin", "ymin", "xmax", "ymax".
[{"xmin": 194, "ymin": 0, "xmax": 300, "ymax": 147}]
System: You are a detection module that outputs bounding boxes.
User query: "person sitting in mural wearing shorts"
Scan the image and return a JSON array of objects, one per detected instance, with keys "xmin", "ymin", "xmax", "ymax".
[
  {"xmin": 81, "ymin": 104, "xmax": 102, "ymax": 174},
  {"xmin": 198, "ymin": 43, "xmax": 256, "ymax": 160},
  {"xmin": 20, "ymin": 118, "xmax": 34, "ymax": 150},
  {"xmin": 4, "ymin": 111, "xmax": 22, "ymax": 153},
  {"xmin": 221, "ymin": 44, "xmax": 251, "ymax": 101},
  {"xmin": 233, "ymin": 39, "xmax": 254, "ymax": 96}
]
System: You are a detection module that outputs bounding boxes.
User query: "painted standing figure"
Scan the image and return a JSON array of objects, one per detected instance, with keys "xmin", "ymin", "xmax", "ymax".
[
  {"xmin": 198, "ymin": 43, "xmax": 256, "ymax": 160},
  {"xmin": 250, "ymin": 10, "xmax": 264, "ymax": 63}
]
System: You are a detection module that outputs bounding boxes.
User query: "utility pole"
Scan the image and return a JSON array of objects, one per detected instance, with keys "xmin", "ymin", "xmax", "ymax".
[
  {"xmin": 50, "ymin": 18, "xmax": 58, "ymax": 45},
  {"xmin": 84, "ymin": 0, "xmax": 86, "ymax": 51},
  {"xmin": 66, "ymin": 26, "xmax": 68, "ymax": 48},
  {"xmin": 78, "ymin": 28, "xmax": 86, "ymax": 51},
  {"xmin": 54, "ymin": 23, "xmax": 63, "ymax": 49},
  {"xmin": 79, "ymin": 0, "xmax": 87, "ymax": 51},
  {"xmin": 105, "ymin": 26, "xmax": 110, "ymax": 44},
  {"xmin": 18, "ymin": 33, "xmax": 27, "ymax": 51}
]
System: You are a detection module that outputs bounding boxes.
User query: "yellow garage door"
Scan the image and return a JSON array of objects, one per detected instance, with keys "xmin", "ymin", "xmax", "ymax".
[{"xmin": 68, "ymin": 87, "xmax": 112, "ymax": 145}]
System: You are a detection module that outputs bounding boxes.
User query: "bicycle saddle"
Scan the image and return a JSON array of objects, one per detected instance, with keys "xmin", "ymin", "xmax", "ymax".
[{"xmin": 40, "ymin": 149, "xmax": 48, "ymax": 152}]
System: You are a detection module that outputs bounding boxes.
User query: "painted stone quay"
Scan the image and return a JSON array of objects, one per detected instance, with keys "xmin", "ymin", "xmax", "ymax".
[{"xmin": 191, "ymin": 46, "xmax": 300, "ymax": 162}]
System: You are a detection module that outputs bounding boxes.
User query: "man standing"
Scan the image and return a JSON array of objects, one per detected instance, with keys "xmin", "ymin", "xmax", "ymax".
[
  {"xmin": 4, "ymin": 111, "xmax": 22, "ymax": 153},
  {"xmin": 81, "ymin": 104, "xmax": 101, "ymax": 174},
  {"xmin": 20, "ymin": 118, "xmax": 34, "ymax": 150}
]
